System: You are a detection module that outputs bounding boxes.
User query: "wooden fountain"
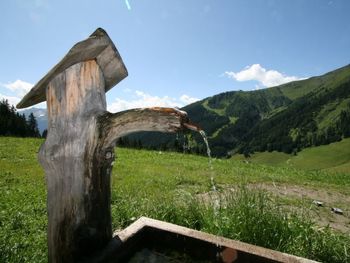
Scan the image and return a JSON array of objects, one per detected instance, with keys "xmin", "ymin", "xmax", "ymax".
[
  {"xmin": 17, "ymin": 28, "xmax": 316, "ymax": 263},
  {"xmin": 17, "ymin": 28, "xmax": 190, "ymax": 263}
]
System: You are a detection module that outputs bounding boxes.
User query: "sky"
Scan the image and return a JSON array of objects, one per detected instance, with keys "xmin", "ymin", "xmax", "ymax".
[{"xmin": 0, "ymin": 0, "xmax": 349, "ymax": 112}]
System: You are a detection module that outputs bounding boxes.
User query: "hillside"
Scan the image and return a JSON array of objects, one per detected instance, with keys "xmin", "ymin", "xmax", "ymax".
[
  {"xmin": 232, "ymin": 138, "xmax": 350, "ymax": 173},
  {"xmin": 127, "ymin": 64, "xmax": 350, "ymax": 157}
]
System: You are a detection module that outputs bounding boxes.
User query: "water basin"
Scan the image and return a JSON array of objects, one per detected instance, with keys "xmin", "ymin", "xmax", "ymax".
[{"xmin": 90, "ymin": 217, "xmax": 317, "ymax": 263}]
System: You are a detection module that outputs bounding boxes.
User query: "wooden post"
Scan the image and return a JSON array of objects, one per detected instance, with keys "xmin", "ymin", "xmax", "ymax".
[{"xmin": 17, "ymin": 28, "xmax": 190, "ymax": 263}]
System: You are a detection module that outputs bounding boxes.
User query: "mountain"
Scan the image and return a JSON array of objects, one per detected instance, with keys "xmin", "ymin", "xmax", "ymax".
[
  {"xmin": 125, "ymin": 64, "xmax": 350, "ymax": 157},
  {"xmin": 17, "ymin": 64, "xmax": 350, "ymax": 157},
  {"xmin": 19, "ymin": 107, "xmax": 48, "ymax": 134}
]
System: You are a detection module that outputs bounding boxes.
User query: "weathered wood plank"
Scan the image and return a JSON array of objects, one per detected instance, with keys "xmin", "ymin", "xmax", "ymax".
[{"xmin": 17, "ymin": 28, "xmax": 127, "ymax": 109}]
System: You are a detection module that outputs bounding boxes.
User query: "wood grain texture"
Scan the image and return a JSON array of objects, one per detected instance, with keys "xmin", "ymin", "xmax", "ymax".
[
  {"xmin": 17, "ymin": 28, "xmax": 127, "ymax": 109},
  {"xmin": 38, "ymin": 60, "xmax": 189, "ymax": 262},
  {"xmin": 39, "ymin": 60, "xmax": 110, "ymax": 263},
  {"xmin": 98, "ymin": 107, "xmax": 189, "ymax": 149}
]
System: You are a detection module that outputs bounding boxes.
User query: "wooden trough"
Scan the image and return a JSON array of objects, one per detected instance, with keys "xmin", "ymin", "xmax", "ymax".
[
  {"xmin": 87, "ymin": 217, "xmax": 317, "ymax": 263},
  {"xmin": 17, "ymin": 28, "xmax": 316, "ymax": 263}
]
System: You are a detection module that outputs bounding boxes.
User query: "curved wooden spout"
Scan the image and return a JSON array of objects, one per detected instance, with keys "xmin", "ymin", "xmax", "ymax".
[{"xmin": 99, "ymin": 107, "xmax": 189, "ymax": 148}]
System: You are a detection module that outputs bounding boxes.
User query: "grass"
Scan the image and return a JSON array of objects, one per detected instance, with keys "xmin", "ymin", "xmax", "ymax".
[
  {"xmin": 112, "ymin": 186, "xmax": 350, "ymax": 263},
  {"xmin": 277, "ymin": 64, "xmax": 350, "ymax": 100},
  {"xmin": 232, "ymin": 138, "xmax": 350, "ymax": 173},
  {"xmin": 1, "ymin": 137, "xmax": 350, "ymax": 262},
  {"xmin": 316, "ymin": 98, "xmax": 350, "ymax": 130},
  {"xmin": 202, "ymin": 99, "xmax": 239, "ymax": 139},
  {"xmin": 0, "ymin": 138, "xmax": 47, "ymax": 263},
  {"xmin": 232, "ymin": 151, "xmax": 290, "ymax": 166},
  {"xmin": 330, "ymin": 162, "xmax": 350, "ymax": 174},
  {"xmin": 202, "ymin": 99, "xmax": 227, "ymax": 116},
  {"xmin": 289, "ymin": 138, "xmax": 350, "ymax": 171}
]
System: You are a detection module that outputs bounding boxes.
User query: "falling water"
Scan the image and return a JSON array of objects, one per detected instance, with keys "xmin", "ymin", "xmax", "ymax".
[
  {"xmin": 199, "ymin": 130, "xmax": 220, "ymax": 216},
  {"xmin": 183, "ymin": 122, "xmax": 219, "ymax": 211},
  {"xmin": 199, "ymin": 130, "xmax": 216, "ymax": 192},
  {"xmin": 199, "ymin": 130, "xmax": 211, "ymax": 161},
  {"xmin": 183, "ymin": 122, "xmax": 217, "ymax": 192}
]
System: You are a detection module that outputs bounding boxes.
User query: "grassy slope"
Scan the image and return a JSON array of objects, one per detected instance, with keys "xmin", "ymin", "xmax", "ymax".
[
  {"xmin": 1, "ymin": 137, "xmax": 350, "ymax": 262},
  {"xmin": 317, "ymin": 97, "xmax": 350, "ymax": 129},
  {"xmin": 273, "ymin": 65, "xmax": 350, "ymax": 131},
  {"xmin": 277, "ymin": 64, "xmax": 350, "ymax": 100},
  {"xmin": 232, "ymin": 138, "xmax": 350, "ymax": 172},
  {"xmin": 330, "ymin": 162, "xmax": 350, "ymax": 174},
  {"xmin": 290, "ymin": 139, "xmax": 350, "ymax": 170},
  {"xmin": 232, "ymin": 151, "xmax": 290, "ymax": 166}
]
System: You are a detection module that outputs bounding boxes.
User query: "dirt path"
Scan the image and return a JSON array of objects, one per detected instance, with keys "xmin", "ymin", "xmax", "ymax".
[
  {"xmin": 253, "ymin": 183, "xmax": 350, "ymax": 233},
  {"xmin": 197, "ymin": 183, "xmax": 350, "ymax": 233}
]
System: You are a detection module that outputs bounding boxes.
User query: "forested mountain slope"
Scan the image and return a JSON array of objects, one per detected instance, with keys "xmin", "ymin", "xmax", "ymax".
[{"xmin": 124, "ymin": 64, "xmax": 350, "ymax": 157}]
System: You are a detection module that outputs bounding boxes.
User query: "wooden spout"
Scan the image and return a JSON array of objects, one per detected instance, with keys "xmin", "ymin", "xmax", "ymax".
[{"xmin": 183, "ymin": 122, "xmax": 203, "ymax": 132}]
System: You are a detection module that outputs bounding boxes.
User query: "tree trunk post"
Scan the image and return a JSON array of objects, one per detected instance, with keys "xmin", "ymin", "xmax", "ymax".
[{"xmin": 17, "ymin": 28, "xmax": 190, "ymax": 263}]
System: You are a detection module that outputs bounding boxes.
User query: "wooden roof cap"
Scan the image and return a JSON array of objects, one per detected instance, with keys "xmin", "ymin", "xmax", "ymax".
[{"xmin": 17, "ymin": 28, "xmax": 128, "ymax": 109}]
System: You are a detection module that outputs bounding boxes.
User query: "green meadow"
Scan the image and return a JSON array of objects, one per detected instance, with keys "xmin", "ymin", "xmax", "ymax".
[
  {"xmin": 1, "ymin": 137, "xmax": 350, "ymax": 262},
  {"xmin": 232, "ymin": 138, "xmax": 350, "ymax": 173}
]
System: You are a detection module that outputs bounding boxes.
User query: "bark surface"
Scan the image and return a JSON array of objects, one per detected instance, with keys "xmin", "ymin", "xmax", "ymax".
[{"xmin": 38, "ymin": 60, "xmax": 188, "ymax": 263}]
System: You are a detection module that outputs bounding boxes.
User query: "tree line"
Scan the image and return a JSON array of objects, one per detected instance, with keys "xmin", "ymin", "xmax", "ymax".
[
  {"xmin": 117, "ymin": 132, "xmax": 209, "ymax": 156},
  {"xmin": 0, "ymin": 99, "xmax": 41, "ymax": 137}
]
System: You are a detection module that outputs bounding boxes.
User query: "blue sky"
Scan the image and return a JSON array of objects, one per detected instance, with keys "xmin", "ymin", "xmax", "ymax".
[{"xmin": 0, "ymin": 0, "xmax": 349, "ymax": 112}]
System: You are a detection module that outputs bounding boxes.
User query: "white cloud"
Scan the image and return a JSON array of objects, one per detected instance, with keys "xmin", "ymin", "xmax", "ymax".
[
  {"xmin": 0, "ymin": 93, "xmax": 46, "ymax": 109},
  {"xmin": 0, "ymin": 80, "xmax": 47, "ymax": 109},
  {"xmin": 107, "ymin": 90, "xmax": 199, "ymax": 113},
  {"xmin": 225, "ymin": 64, "xmax": 305, "ymax": 87},
  {"xmin": 0, "ymin": 94, "xmax": 21, "ymax": 106},
  {"xmin": 180, "ymin": 94, "xmax": 200, "ymax": 104},
  {"xmin": 0, "ymin": 80, "xmax": 33, "ymax": 107},
  {"xmin": 1, "ymin": 80, "xmax": 33, "ymax": 96}
]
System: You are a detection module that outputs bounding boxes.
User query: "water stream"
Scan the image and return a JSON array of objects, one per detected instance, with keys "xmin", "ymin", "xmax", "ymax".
[
  {"xmin": 182, "ymin": 123, "xmax": 217, "ymax": 193},
  {"xmin": 198, "ymin": 130, "xmax": 216, "ymax": 192},
  {"xmin": 198, "ymin": 130, "xmax": 220, "ymax": 218}
]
